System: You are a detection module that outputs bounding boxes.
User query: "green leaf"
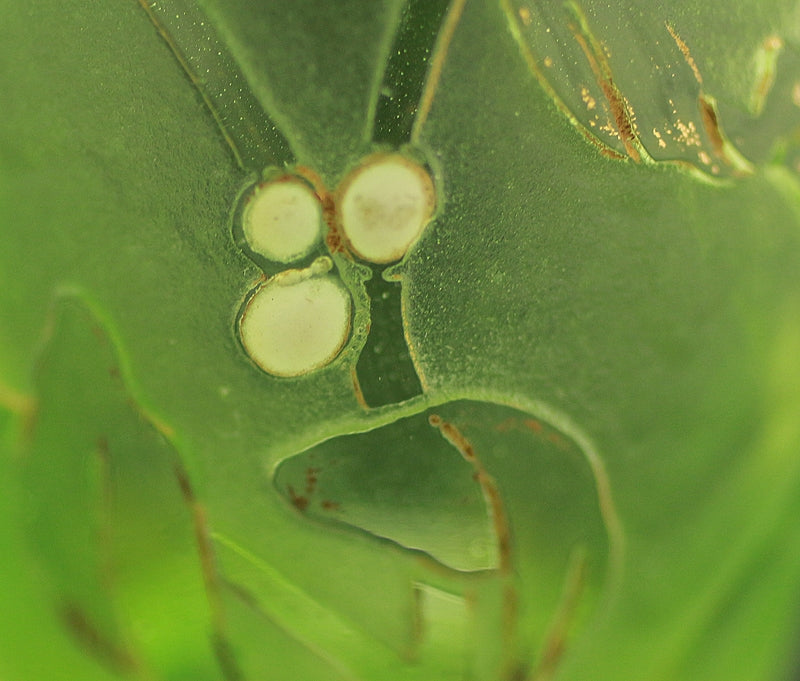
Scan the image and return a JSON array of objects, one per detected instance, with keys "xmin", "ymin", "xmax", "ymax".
[
  {"xmin": 16, "ymin": 297, "xmax": 221, "ymax": 680},
  {"xmin": 2, "ymin": 0, "xmax": 800, "ymax": 679}
]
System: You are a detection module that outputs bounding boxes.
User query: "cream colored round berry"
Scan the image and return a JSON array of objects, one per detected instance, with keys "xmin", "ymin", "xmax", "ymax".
[
  {"xmin": 243, "ymin": 179, "xmax": 321, "ymax": 263},
  {"xmin": 239, "ymin": 261, "xmax": 351, "ymax": 377},
  {"xmin": 339, "ymin": 155, "xmax": 435, "ymax": 264}
]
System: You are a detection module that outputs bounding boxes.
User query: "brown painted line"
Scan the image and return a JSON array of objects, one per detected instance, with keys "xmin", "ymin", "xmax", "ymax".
[
  {"xmin": 173, "ymin": 470, "xmax": 249, "ymax": 681},
  {"xmin": 210, "ymin": 631, "xmax": 246, "ymax": 681},
  {"xmin": 664, "ymin": 23, "xmax": 754, "ymax": 176},
  {"xmin": 498, "ymin": 0, "xmax": 627, "ymax": 161},
  {"xmin": 428, "ymin": 412, "xmax": 519, "ymax": 672},
  {"xmin": 322, "ymin": 192, "xmax": 349, "ymax": 258},
  {"xmin": 566, "ymin": 8, "xmax": 641, "ymax": 163},
  {"xmin": 54, "ymin": 433, "xmax": 150, "ymax": 678},
  {"xmin": 665, "ymin": 23, "xmax": 703, "ymax": 86},
  {"xmin": 174, "ymin": 463, "xmax": 227, "ymax": 633},
  {"xmin": 459, "ymin": 580, "xmax": 524, "ymax": 680},
  {"xmin": 428, "ymin": 414, "xmax": 513, "ymax": 573},
  {"xmin": 34, "ymin": 290, "xmax": 230, "ymax": 648},
  {"xmin": 663, "ymin": 24, "xmax": 724, "ymax": 165},
  {"xmin": 487, "ymin": 405, "xmax": 626, "ymax": 593},
  {"xmin": 411, "ymin": 0, "xmax": 469, "ymax": 144},
  {"xmin": 136, "ymin": 0, "xmax": 245, "ymax": 168},
  {"xmin": 528, "ymin": 549, "xmax": 588, "ymax": 681},
  {"xmin": 501, "ymin": 579, "xmax": 523, "ymax": 676},
  {"xmin": 698, "ymin": 95, "xmax": 724, "ymax": 158},
  {"xmin": 296, "ymin": 164, "xmax": 370, "ymax": 409},
  {"xmin": 349, "ymin": 366, "xmax": 370, "ymax": 410},
  {"xmin": 295, "ymin": 164, "xmax": 355, "ymax": 259},
  {"xmin": 78, "ymin": 436, "xmax": 154, "ymax": 679},
  {"xmin": 59, "ymin": 601, "xmax": 143, "ymax": 677},
  {"xmin": 698, "ymin": 94, "xmax": 755, "ymax": 175}
]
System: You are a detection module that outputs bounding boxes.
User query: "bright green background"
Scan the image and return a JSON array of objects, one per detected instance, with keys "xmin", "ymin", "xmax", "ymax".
[{"xmin": 2, "ymin": 0, "xmax": 800, "ymax": 680}]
